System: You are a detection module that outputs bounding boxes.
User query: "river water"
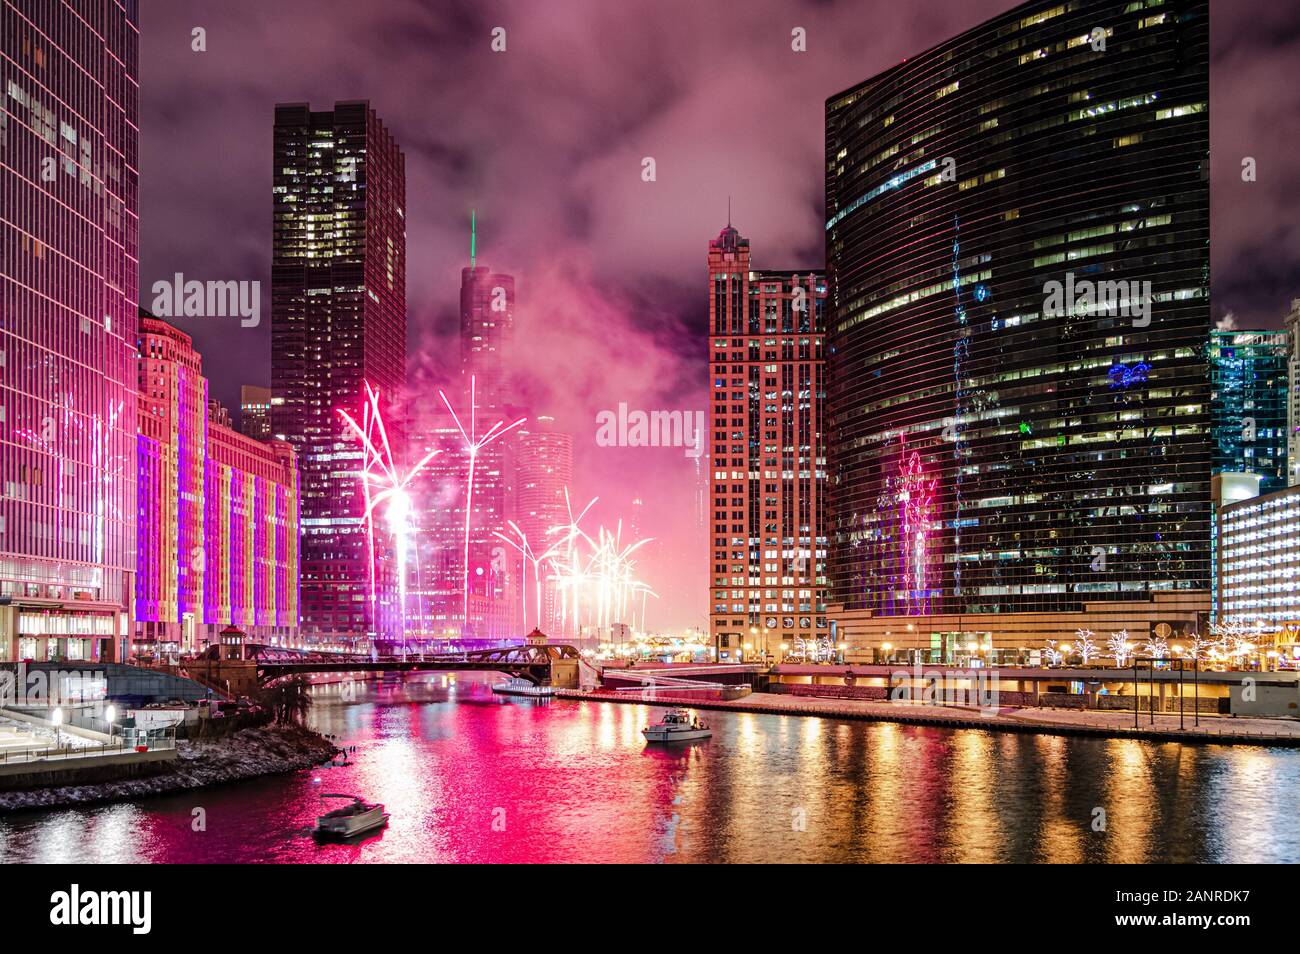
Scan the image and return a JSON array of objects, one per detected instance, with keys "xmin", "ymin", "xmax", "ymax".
[{"xmin": 1, "ymin": 673, "xmax": 1297, "ymax": 863}]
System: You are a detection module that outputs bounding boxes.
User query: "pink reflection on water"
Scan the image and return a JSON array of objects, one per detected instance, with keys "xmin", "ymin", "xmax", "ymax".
[{"xmin": 2, "ymin": 672, "xmax": 1300, "ymax": 863}]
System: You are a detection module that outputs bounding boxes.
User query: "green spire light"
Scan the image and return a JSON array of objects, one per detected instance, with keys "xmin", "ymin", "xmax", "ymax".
[{"xmin": 470, "ymin": 209, "xmax": 476, "ymax": 268}]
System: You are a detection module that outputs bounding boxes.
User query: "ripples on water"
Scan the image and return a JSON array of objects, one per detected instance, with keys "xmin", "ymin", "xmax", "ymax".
[{"xmin": 1, "ymin": 673, "xmax": 1297, "ymax": 863}]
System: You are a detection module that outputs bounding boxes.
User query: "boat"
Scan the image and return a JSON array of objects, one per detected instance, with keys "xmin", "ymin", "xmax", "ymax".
[
  {"xmin": 313, "ymin": 794, "xmax": 389, "ymax": 838},
  {"xmin": 642, "ymin": 708, "xmax": 712, "ymax": 742},
  {"xmin": 491, "ymin": 677, "xmax": 556, "ymax": 698}
]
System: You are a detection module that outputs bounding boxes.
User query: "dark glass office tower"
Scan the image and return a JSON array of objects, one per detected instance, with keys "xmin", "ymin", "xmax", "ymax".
[
  {"xmin": 271, "ymin": 101, "xmax": 406, "ymax": 643},
  {"xmin": 825, "ymin": 0, "xmax": 1210, "ymax": 627}
]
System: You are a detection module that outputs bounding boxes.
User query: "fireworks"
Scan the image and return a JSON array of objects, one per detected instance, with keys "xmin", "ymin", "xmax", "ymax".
[
  {"xmin": 545, "ymin": 489, "xmax": 656, "ymax": 640},
  {"xmin": 338, "ymin": 382, "xmax": 442, "ymax": 650},
  {"xmin": 438, "ymin": 375, "xmax": 527, "ymax": 634},
  {"xmin": 492, "ymin": 520, "xmax": 561, "ymax": 634},
  {"xmin": 337, "ymin": 386, "xmax": 655, "ymax": 645},
  {"xmin": 897, "ymin": 436, "xmax": 936, "ymax": 615}
]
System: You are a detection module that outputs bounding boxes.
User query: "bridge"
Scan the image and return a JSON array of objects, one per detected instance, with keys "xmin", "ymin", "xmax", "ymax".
[{"xmin": 188, "ymin": 642, "xmax": 583, "ymax": 693}]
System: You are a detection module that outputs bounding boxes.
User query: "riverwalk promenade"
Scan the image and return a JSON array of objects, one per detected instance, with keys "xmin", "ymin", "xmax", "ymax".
[{"xmin": 556, "ymin": 688, "xmax": 1300, "ymax": 747}]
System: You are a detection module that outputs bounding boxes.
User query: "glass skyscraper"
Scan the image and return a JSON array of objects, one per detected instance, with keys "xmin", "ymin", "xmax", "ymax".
[
  {"xmin": 271, "ymin": 101, "xmax": 406, "ymax": 644},
  {"xmin": 1208, "ymin": 329, "xmax": 1289, "ymax": 494},
  {"xmin": 1, "ymin": 0, "xmax": 139, "ymax": 662},
  {"xmin": 825, "ymin": 0, "xmax": 1210, "ymax": 646}
]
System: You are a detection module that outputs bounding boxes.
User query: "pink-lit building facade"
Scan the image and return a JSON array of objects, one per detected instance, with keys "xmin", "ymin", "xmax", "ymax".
[
  {"xmin": 136, "ymin": 315, "xmax": 298, "ymax": 655},
  {"xmin": 1, "ymin": 0, "xmax": 140, "ymax": 664}
]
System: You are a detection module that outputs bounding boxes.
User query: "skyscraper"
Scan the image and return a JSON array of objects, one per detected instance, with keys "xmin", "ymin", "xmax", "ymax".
[
  {"xmin": 1285, "ymin": 299, "xmax": 1300, "ymax": 486},
  {"xmin": 825, "ymin": 0, "xmax": 1211, "ymax": 656},
  {"xmin": 240, "ymin": 384, "xmax": 272, "ymax": 441},
  {"xmin": 460, "ymin": 216, "xmax": 515, "ymax": 414},
  {"xmin": 271, "ymin": 101, "xmax": 406, "ymax": 644},
  {"xmin": 1, "ymin": 0, "xmax": 138, "ymax": 663},
  {"xmin": 407, "ymin": 229, "xmax": 523, "ymax": 643},
  {"xmin": 516, "ymin": 415, "xmax": 573, "ymax": 632},
  {"xmin": 1209, "ymin": 329, "xmax": 1288, "ymax": 494},
  {"xmin": 708, "ymin": 223, "xmax": 826, "ymax": 662}
]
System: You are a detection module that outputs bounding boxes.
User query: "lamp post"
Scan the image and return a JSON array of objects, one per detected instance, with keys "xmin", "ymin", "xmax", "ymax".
[
  {"xmin": 105, "ymin": 704, "xmax": 117, "ymax": 747},
  {"xmin": 52, "ymin": 706, "xmax": 63, "ymax": 749}
]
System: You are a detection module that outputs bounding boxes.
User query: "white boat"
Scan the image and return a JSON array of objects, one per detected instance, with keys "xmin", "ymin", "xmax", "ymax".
[
  {"xmin": 313, "ymin": 794, "xmax": 389, "ymax": 838},
  {"xmin": 642, "ymin": 708, "xmax": 712, "ymax": 742},
  {"xmin": 491, "ymin": 677, "xmax": 556, "ymax": 698}
]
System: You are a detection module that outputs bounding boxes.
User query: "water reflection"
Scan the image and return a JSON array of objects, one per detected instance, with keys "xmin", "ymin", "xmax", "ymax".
[{"xmin": 1, "ymin": 673, "xmax": 1297, "ymax": 863}]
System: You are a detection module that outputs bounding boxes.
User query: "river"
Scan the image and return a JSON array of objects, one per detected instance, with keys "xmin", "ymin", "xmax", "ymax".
[{"xmin": 1, "ymin": 673, "xmax": 1296, "ymax": 863}]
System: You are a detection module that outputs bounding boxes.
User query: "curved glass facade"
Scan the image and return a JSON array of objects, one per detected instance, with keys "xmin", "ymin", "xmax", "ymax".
[{"xmin": 825, "ymin": 0, "xmax": 1210, "ymax": 617}]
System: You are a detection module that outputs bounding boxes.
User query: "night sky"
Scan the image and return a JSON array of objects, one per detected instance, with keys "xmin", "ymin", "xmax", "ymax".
[{"xmin": 139, "ymin": 0, "xmax": 1300, "ymax": 630}]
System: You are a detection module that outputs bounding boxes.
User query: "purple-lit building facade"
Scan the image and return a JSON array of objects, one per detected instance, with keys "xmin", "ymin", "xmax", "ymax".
[
  {"xmin": 202, "ymin": 416, "xmax": 299, "ymax": 648},
  {"xmin": 0, "ymin": 0, "xmax": 139, "ymax": 663},
  {"xmin": 136, "ymin": 315, "xmax": 298, "ymax": 654},
  {"xmin": 270, "ymin": 101, "xmax": 406, "ymax": 645}
]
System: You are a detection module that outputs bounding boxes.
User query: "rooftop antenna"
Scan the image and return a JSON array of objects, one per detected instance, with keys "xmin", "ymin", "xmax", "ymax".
[
  {"xmin": 470, "ymin": 209, "xmax": 477, "ymax": 268},
  {"xmin": 727, "ymin": 195, "xmax": 731, "ymax": 228}
]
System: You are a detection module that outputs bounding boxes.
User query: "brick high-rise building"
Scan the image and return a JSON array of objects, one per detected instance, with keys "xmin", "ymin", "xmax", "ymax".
[
  {"xmin": 270, "ymin": 101, "xmax": 406, "ymax": 643},
  {"xmin": 708, "ymin": 223, "xmax": 827, "ymax": 662},
  {"xmin": 1, "ymin": 0, "xmax": 139, "ymax": 663}
]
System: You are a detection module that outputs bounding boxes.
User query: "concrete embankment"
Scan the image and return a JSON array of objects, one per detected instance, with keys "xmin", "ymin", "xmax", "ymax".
[
  {"xmin": 0, "ymin": 723, "xmax": 336, "ymax": 813},
  {"xmin": 557, "ymin": 688, "xmax": 1300, "ymax": 748}
]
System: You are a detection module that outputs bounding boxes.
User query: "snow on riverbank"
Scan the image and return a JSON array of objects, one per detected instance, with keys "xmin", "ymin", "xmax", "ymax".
[{"xmin": 0, "ymin": 723, "xmax": 337, "ymax": 813}]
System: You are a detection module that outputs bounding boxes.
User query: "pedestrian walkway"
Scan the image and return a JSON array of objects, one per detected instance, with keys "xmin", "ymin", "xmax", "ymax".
[{"xmin": 555, "ymin": 688, "xmax": 1300, "ymax": 747}]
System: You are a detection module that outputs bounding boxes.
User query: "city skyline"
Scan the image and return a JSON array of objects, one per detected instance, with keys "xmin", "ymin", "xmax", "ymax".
[
  {"xmin": 136, "ymin": 0, "xmax": 1300, "ymax": 632},
  {"xmin": 6, "ymin": 0, "xmax": 1300, "ymax": 880}
]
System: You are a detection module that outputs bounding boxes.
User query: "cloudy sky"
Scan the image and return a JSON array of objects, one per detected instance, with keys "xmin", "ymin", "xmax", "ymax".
[{"xmin": 139, "ymin": 0, "xmax": 1300, "ymax": 631}]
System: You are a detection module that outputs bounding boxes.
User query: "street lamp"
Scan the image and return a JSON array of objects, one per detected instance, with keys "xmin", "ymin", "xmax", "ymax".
[
  {"xmin": 52, "ymin": 706, "xmax": 63, "ymax": 748},
  {"xmin": 105, "ymin": 704, "xmax": 117, "ymax": 744}
]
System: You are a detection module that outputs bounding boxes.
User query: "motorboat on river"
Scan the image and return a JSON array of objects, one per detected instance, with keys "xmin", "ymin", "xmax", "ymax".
[
  {"xmin": 642, "ymin": 708, "xmax": 712, "ymax": 742},
  {"xmin": 491, "ymin": 677, "xmax": 556, "ymax": 698},
  {"xmin": 313, "ymin": 794, "xmax": 389, "ymax": 838}
]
